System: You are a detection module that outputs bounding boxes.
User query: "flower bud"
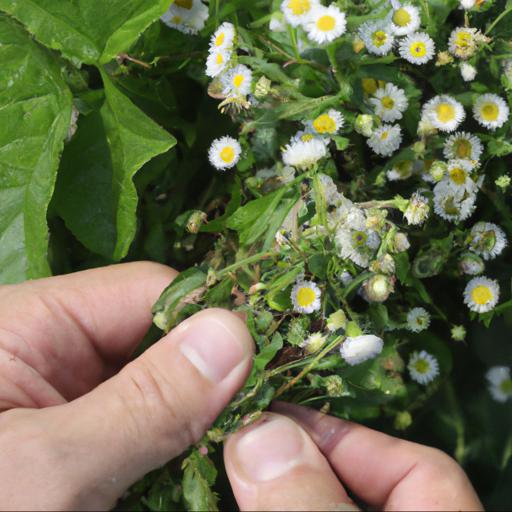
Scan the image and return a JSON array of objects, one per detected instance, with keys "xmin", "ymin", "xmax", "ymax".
[
  {"xmin": 327, "ymin": 310, "xmax": 347, "ymax": 331},
  {"xmin": 370, "ymin": 254, "xmax": 396, "ymax": 275},
  {"xmin": 458, "ymin": 252, "xmax": 485, "ymax": 275},
  {"xmin": 412, "ymin": 141, "xmax": 426, "ymax": 157},
  {"xmin": 404, "ymin": 192, "xmax": 430, "ymax": 226},
  {"xmin": 394, "ymin": 411, "xmax": 412, "ymax": 430},
  {"xmin": 254, "ymin": 75, "xmax": 273, "ymax": 99},
  {"xmin": 451, "ymin": 324, "xmax": 467, "ymax": 342},
  {"xmin": 303, "ymin": 332, "xmax": 327, "ymax": 354},
  {"xmin": 362, "ymin": 274, "xmax": 394, "ymax": 302},
  {"xmin": 186, "ymin": 210, "xmax": 208, "ymax": 234},
  {"xmin": 324, "ymin": 375, "xmax": 346, "ymax": 397},
  {"xmin": 353, "ymin": 36, "xmax": 365, "ymax": 54},
  {"xmin": 495, "ymin": 174, "xmax": 511, "ymax": 191},
  {"xmin": 392, "ymin": 232, "xmax": 411, "ymax": 253},
  {"xmin": 430, "ymin": 160, "xmax": 447, "ymax": 182},
  {"xmin": 354, "ymin": 114, "xmax": 374, "ymax": 137},
  {"xmin": 435, "ymin": 51, "xmax": 454, "ymax": 66}
]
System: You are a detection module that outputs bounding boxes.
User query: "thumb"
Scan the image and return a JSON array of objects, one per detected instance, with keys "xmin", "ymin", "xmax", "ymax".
[{"xmin": 43, "ymin": 308, "xmax": 254, "ymax": 509}]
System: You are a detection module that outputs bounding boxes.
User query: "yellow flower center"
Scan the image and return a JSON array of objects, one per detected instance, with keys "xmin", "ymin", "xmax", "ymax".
[
  {"xmin": 313, "ymin": 114, "xmax": 337, "ymax": 133},
  {"xmin": 288, "ymin": 0, "xmax": 310, "ymax": 16},
  {"xmin": 215, "ymin": 53, "xmax": 224, "ymax": 64},
  {"xmin": 317, "ymin": 15, "xmax": 336, "ymax": 32},
  {"xmin": 455, "ymin": 31, "xmax": 473, "ymax": 49},
  {"xmin": 297, "ymin": 287, "xmax": 316, "ymax": 307},
  {"xmin": 481, "ymin": 102, "xmax": 499, "ymax": 121},
  {"xmin": 381, "ymin": 96, "xmax": 395, "ymax": 109},
  {"xmin": 301, "ymin": 133, "xmax": 314, "ymax": 142},
  {"xmin": 175, "ymin": 0, "xmax": 193, "ymax": 9},
  {"xmin": 219, "ymin": 146, "xmax": 235, "ymax": 163},
  {"xmin": 449, "ymin": 167, "xmax": 467, "ymax": 185},
  {"xmin": 171, "ymin": 15, "xmax": 182, "ymax": 23},
  {"xmin": 410, "ymin": 41, "xmax": 427, "ymax": 57},
  {"xmin": 471, "ymin": 285, "xmax": 493, "ymax": 305},
  {"xmin": 435, "ymin": 103, "xmax": 456, "ymax": 123},
  {"xmin": 215, "ymin": 32, "xmax": 225, "ymax": 47},
  {"xmin": 380, "ymin": 131, "xmax": 389, "ymax": 140},
  {"xmin": 362, "ymin": 78, "xmax": 378, "ymax": 95},
  {"xmin": 233, "ymin": 74, "xmax": 245, "ymax": 88},
  {"xmin": 393, "ymin": 8, "xmax": 411, "ymax": 27},
  {"xmin": 414, "ymin": 359, "xmax": 430, "ymax": 374},
  {"xmin": 372, "ymin": 30, "xmax": 388, "ymax": 47},
  {"xmin": 454, "ymin": 139, "xmax": 472, "ymax": 159}
]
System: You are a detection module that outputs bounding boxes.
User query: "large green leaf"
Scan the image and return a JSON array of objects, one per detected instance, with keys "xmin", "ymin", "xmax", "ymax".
[
  {"xmin": 54, "ymin": 73, "xmax": 176, "ymax": 260},
  {"xmin": 0, "ymin": 0, "xmax": 171, "ymax": 65},
  {"xmin": 0, "ymin": 16, "xmax": 72, "ymax": 283}
]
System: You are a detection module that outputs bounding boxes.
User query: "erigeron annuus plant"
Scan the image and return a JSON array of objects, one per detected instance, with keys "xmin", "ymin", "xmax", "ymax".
[{"xmin": 149, "ymin": 0, "xmax": 512, "ymax": 508}]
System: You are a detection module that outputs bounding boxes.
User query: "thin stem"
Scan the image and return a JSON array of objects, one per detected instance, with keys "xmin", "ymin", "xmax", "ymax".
[
  {"xmin": 217, "ymin": 251, "xmax": 278, "ymax": 278},
  {"xmin": 485, "ymin": 7, "xmax": 512, "ymax": 35},
  {"xmin": 288, "ymin": 25, "xmax": 302, "ymax": 62},
  {"xmin": 118, "ymin": 53, "xmax": 151, "ymax": 69},
  {"xmin": 326, "ymin": 44, "xmax": 345, "ymax": 92}
]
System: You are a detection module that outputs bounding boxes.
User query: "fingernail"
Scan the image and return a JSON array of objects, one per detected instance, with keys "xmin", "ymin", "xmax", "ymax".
[
  {"xmin": 232, "ymin": 415, "xmax": 308, "ymax": 482},
  {"xmin": 178, "ymin": 309, "xmax": 252, "ymax": 383}
]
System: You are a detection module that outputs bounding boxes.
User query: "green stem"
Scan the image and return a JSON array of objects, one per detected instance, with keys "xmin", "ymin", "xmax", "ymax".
[
  {"xmin": 485, "ymin": 7, "xmax": 512, "ymax": 35},
  {"xmin": 445, "ymin": 382, "xmax": 466, "ymax": 463},
  {"xmin": 326, "ymin": 44, "xmax": 345, "ymax": 91},
  {"xmin": 288, "ymin": 25, "xmax": 302, "ymax": 62},
  {"xmin": 217, "ymin": 251, "xmax": 278, "ymax": 278},
  {"xmin": 312, "ymin": 173, "xmax": 328, "ymax": 229}
]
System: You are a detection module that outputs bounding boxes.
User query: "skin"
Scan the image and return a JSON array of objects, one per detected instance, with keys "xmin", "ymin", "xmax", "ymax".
[{"xmin": 0, "ymin": 262, "xmax": 483, "ymax": 511}]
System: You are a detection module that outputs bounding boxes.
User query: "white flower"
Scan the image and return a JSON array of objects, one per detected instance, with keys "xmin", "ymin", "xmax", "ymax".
[
  {"xmin": 388, "ymin": 4, "xmax": 421, "ymax": 36},
  {"xmin": 433, "ymin": 181, "xmax": 476, "ymax": 223},
  {"xmin": 205, "ymin": 49, "xmax": 231, "ymax": 77},
  {"xmin": 408, "ymin": 350, "xmax": 439, "ymax": 385},
  {"xmin": 404, "ymin": 191, "xmax": 430, "ymax": 225},
  {"xmin": 161, "ymin": 0, "xmax": 209, "ymax": 34},
  {"xmin": 269, "ymin": 15, "xmax": 287, "ymax": 32},
  {"xmin": 305, "ymin": 5, "xmax": 347, "ymax": 45},
  {"xmin": 302, "ymin": 332, "xmax": 327, "ymax": 354},
  {"xmin": 221, "ymin": 64, "xmax": 253, "ymax": 97},
  {"xmin": 367, "ymin": 124, "xmax": 402, "ymax": 157},
  {"xmin": 486, "ymin": 367, "xmax": 512, "ymax": 403},
  {"xmin": 473, "ymin": 93, "xmax": 510, "ymax": 130},
  {"xmin": 399, "ymin": 32, "xmax": 435, "ymax": 64},
  {"xmin": 394, "ymin": 232, "xmax": 411, "ymax": 252},
  {"xmin": 387, "ymin": 160, "xmax": 414, "ymax": 181},
  {"xmin": 369, "ymin": 83, "xmax": 409, "ymax": 122},
  {"xmin": 468, "ymin": 222, "xmax": 508, "ymax": 260},
  {"xmin": 422, "ymin": 95, "xmax": 465, "ymax": 132},
  {"xmin": 281, "ymin": 0, "xmax": 319, "ymax": 27},
  {"xmin": 282, "ymin": 138, "xmax": 327, "ymax": 170},
  {"xmin": 448, "ymin": 27, "xmax": 477, "ymax": 59},
  {"xmin": 340, "ymin": 335, "xmax": 383, "ymax": 366},
  {"xmin": 291, "ymin": 280, "xmax": 322, "ymax": 314},
  {"xmin": 460, "ymin": 62, "xmax": 477, "ymax": 82},
  {"xmin": 444, "ymin": 159, "xmax": 477, "ymax": 193},
  {"xmin": 463, "ymin": 276, "xmax": 500, "ymax": 313},
  {"xmin": 443, "ymin": 132, "xmax": 483, "ymax": 161},
  {"xmin": 359, "ymin": 21, "xmax": 394, "ymax": 56},
  {"xmin": 307, "ymin": 109, "xmax": 344, "ymax": 135},
  {"xmin": 407, "ymin": 307, "xmax": 431, "ymax": 333},
  {"xmin": 210, "ymin": 22, "xmax": 236, "ymax": 51},
  {"xmin": 208, "ymin": 136, "xmax": 242, "ymax": 170},
  {"xmin": 460, "ymin": 0, "xmax": 476, "ymax": 9}
]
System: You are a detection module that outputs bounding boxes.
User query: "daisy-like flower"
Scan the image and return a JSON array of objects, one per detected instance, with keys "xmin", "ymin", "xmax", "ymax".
[
  {"xmin": 468, "ymin": 222, "xmax": 508, "ymax": 260},
  {"xmin": 399, "ymin": 32, "xmax": 435, "ymax": 64},
  {"xmin": 443, "ymin": 132, "xmax": 483, "ymax": 161},
  {"xmin": 369, "ymin": 83, "xmax": 409, "ymax": 122},
  {"xmin": 307, "ymin": 109, "xmax": 344, "ymax": 135},
  {"xmin": 359, "ymin": 21, "xmax": 394, "ymax": 56},
  {"xmin": 210, "ymin": 22, "xmax": 236, "ymax": 51},
  {"xmin": 161, "ymin": 0, "xmax": 209, "ymax": 34},
  {"xmin": 388, "ymin": 3, "xmax": 421, "ymax": 36},
  {"xmin": 291, "ymin": 280, "xmax": 321, "ymax": 314},
  {"xmin": 433, "ymin": 181, "xmax": 476, "ymax": 223},
  {"xmin": 463, "ymin": 276, "xmax": 500, "ymax": 313},
  {"xmin": 486, "ymin": 367, "xmax": 512, "ymax": 403},
  {"xmin": 404, "ymin": 191, "xmax": 430, "ymax": 225},
  {"xmin": 408, "ymin": 350, "xmax": 439, "ymax": 385},
  {"xmin": 473, "ymin": 93, "xmax": 510, "ymax": 130},
  {"xmin": 367, "ymin": 124, "xmax": 402, "ymax": 157},
  {"xmin": 422, "ymin": 95, "xmax": 465, "ymax": 132},
  {"xmin": 335, "ymin": 208, "xmax": 380, "ymax": 268},
  {"xmin": 282, "ymin": 138, "xmax": 327, "ymax": 170},
  {"xmin": 387, "ymin": 160, "xmax": 414, "ymax": 181},
  {"xmin": 305, "ymin": 5, "xmax": 347, "ymax": 45},
  {"xmin": 302, "ymin": 332, "xmax": 327, "ymax": 354},
  {"xmin": 460, "ymin": 62, "xmax": 477, "ymax": 82},
  {"xmin": 221, "ymin": 64, "xmax": 253, "ymax": 97},
  {"xmin": 460, "ymin": 0, "xmax": 476, "ymax": 9},
  {"xmin": 281, "ymin": 0, "xmax": 319, "ymax": 27},
  {"xmin": 208, "ymin": 136, "xmax": 242, "ymax": 170},
  {"xmin": 205, "ymin": 49, "xmax": 231, "ymax": 77},
  {"xmin": 340, "ymin": 335, "xmax": 383, "ymax": 366},
  {"xmin": 407, "ymin": 307, "xmax": 431, "ymax": 332},
  {"xmin": 448, "ymin": 27, "xmax": 478, "ymax": 59},
  {"xmin": 444, "ymin": 159, "xmax": 477, "ymax": 193}
]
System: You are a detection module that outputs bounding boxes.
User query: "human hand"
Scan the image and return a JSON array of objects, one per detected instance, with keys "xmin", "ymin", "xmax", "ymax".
[
  {"xmin": 224, "ymin": 403, "xmax": 484, "ymax": 511},
  {"xmin": 0, "ymin": 262, "xmax": 254, "ymax": 510}
]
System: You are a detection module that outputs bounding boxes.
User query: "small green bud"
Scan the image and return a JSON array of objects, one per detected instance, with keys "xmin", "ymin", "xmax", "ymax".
[
  {"xmin": 354, "ymin": 114, "xmax": 374, "ymax": 137},
  {"xmin": 451, "ymin": 324, "xmax": 467, "ymax": 342},
  {"xmin": 430, "ymin": 161, "xmax": 447, "ymax": 182},
  {"xmin": 458, "ymin": 252, "xmax": 485, "ymax": 276},
  {"xmin": 495, "ymin": 174, "xmax": 511, "ymax": 191},
  {"xmin": 186, "ymin": 210, "xmax": 208, "ymax": 234},
  {"xmin": 287, "ymin": 316, "xmax": 311, "ymax": 347},
  {"xmin": 394, "ymin": 411, "xmax": 412, "ymax": 431},
  {"xmin": 324, "ymin": 375, "xmax": 346, "ymax": 397},
  {"xmin": 326, "ymin": 310, "xmax": 347, "ymax": 331},
  {"xmin": 362, "ymin": 274, "xmax": 394, "ymax": 302},
  {"xmin": 254, "ymin": 76, "xmax": 272, "ymax": 99},
  {"xmin": 412, "ymin": 141, "xmax": 426, "ymax": 156}
]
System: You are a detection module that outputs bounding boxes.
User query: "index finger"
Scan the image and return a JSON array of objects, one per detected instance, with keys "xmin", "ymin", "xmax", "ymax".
[{"xmin": 273, "ymin": 402, "xmax": 483, "ymax": 511}]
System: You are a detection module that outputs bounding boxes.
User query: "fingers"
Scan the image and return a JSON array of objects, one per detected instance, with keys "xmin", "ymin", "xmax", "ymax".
[
  {"xmin": 224, "ymin": 413, "xmax": 356, "ymax": 511},
  {"xmin": 0, "ymin": 261, "xmax": 176, "ymax": 405},
  {"xmin": 274, "ymin": 402, "xmax": 483, "ymax": 511},
  {"xmin": 24, "ymin": 308, "xmax": 254, "ymax": 510}
]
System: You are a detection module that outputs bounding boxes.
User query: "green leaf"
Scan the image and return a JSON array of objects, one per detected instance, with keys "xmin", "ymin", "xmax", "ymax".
[
  {"xmin": 152, "ymin": 268, "xmax": 207, "ymax": 332},
  {"xmin": 182, "ymin": 449, "xmax": 219, "ymax": 512},
  {"xmin": 254, "ymin": 332, "xmax": 284, "ymax": 372},
  {"xmin": 0, "ymin": 16, "xmax": 72, "ymax": 283},
  {"xmin": 55, "ymin": 73, "xmax": 176, "ymax": 260},
  {"xmin": 0, "ymin": 0, "xmax": 171, "ymax": 65}
]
